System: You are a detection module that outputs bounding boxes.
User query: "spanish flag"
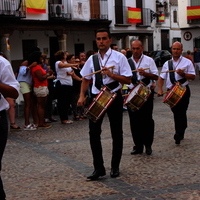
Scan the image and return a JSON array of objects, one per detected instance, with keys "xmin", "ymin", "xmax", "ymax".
[
  {"xmin": 187, "ymin": 6, "xmax": 200, "ymax": 20},
  {"xmin": 127, "ymin": 7, "xmax": 141, "ymax": 23},
  {"xmin": 158, "ymin": 14, "xmax": 165, "ymax": 22},
  {"xmin": 26, "ymin": 0, "xmax": 46, "ymax": 14}
]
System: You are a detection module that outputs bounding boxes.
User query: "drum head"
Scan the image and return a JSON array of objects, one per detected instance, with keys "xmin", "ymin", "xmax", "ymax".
[{"xmin": 125, "ymin": 84, "xmax": 140, "ymax": 103}]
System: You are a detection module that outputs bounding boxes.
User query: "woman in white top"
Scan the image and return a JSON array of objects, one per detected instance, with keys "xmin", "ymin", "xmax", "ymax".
[{"xmin": 54, "ymin": 50, "xmax": 78, "ymax": 124}]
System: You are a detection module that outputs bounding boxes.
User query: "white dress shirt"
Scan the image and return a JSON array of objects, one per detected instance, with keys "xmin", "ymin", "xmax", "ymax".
[
  {"xmin": 0, "ymin": 56, "xmax": 20, "ymax": 111},
  {"xmin": 80, "ymin": 48, "xmax": 132, "ymax": 94},
  {"xmin": 160, "ymin": 56, "xmax": 196, "ymax": 89},
  {"xmin": 127, "ymin": 54, "xmax": 159, "ymax": 89}
]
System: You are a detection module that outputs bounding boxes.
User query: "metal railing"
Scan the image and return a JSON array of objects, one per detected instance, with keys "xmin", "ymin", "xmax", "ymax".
[{"xmin": 0, "ymin": 0, "xmax": 26, "ymax": 18}]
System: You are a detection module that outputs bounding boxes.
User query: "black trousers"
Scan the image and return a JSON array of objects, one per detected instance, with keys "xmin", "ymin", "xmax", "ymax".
[
  {"xmin": 89, "ymin": 90, "xmax": 123, "ymax": 170},
  {"xmin": 127, "ymin": 91, "xmax": 155, "ymax": 152},
  {"xmin": 171, "ymin": 85, "xmax": 190, "ymax": 138},
  {"xmin": 0, "ymin": 110, "xmax": 8, "ymax": 200},
  {"xmin": 56, "ymin": 82, "xmax": 72, "ymax": 121}
]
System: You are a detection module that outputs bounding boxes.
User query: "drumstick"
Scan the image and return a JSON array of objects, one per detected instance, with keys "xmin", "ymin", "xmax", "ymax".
[
  {"xmin": 132, "ymin": 67, "xmax": 149, "ymax": 72},
  {"xmin": 83, "ymin": 66, "xmax": 115, "ymax": 78},
  {"xmin": 160, "ymin": 69, "xmax": 186, "ymax": 73},
  {"xmin": 122, "ymin": 94, "xmax": 129, "ymax": 97}
]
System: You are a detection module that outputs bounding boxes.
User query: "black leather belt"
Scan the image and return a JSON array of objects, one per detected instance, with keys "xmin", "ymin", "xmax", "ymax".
[{"xmin": 105, "ymin": 81, "xmax": 119, "ymax": 90}]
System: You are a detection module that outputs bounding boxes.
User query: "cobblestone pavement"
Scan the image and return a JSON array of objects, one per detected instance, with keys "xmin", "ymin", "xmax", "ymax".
[{"xmin": 2, "ymin": 77, "xmax": 200, "ymax": 200}]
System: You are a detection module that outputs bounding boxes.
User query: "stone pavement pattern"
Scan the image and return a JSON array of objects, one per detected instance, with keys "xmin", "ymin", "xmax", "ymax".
[{"xmin": 2, "ymin": 78, "xmax": 200, "ymax": 200}]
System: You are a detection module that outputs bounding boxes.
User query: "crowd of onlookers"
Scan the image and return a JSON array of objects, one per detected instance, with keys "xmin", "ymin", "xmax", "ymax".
[{"xmin": 1, "ymin": 48, "xmax": 94, "ymax": 131}]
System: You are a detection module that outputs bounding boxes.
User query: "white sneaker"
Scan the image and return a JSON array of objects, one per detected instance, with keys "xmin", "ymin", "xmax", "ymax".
[
  {"xmin": 24, "ymin": 124, "xmax": 37, "ymax": 131},
  {"xmin": 31, "ymin": 124, "xmax": 38, "ymax": 128}
]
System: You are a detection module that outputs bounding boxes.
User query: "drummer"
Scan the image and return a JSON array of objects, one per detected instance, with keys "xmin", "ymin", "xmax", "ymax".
[
  {"xmin": 77, "ymin": 28, "xmax": 132, "ymax": 180},
  {"xmin": 157, "ymin": 41, "xmax": 195, "ymax": 144},
  {"xmin": 126, "ymin": 40, "xmax": 158, "ymax": 156}
]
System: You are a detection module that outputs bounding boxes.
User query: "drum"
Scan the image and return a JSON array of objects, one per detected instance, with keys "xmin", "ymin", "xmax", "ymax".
[
  {"xmin": 85, "ymin": 86, "xmax": 117, "ymax": 122},
  {"xmin": 124, "ymin": 82, "xmax": 151, "ymax": 112},
  {"xmin": 163, "ymin": 82, "xmax": 186, "ymax": 108}
]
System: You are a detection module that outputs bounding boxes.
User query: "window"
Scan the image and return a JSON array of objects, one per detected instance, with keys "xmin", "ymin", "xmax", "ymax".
[
  {"xmin": 173, "ymin": 10, "xmax": 177, "ymax": 23},
  {"xmin": 90, "ymin": 0, "xmax": 100, "ymax": 19},
  {"xmin": 191, "ymin": 0, "xmax": 200, "ymax": 6},
  {"xmin": 172, "ymin": 38, "xmax": 181, "ymax": 43},
  {"xmin": 115, "ymin": 0, "xmax": 123, "ymax": 24}
]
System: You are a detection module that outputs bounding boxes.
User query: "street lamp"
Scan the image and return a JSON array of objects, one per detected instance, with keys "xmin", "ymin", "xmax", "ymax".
[{"xmin": 151, "ymin": 1, "xmax": 164, "ymax": 22}]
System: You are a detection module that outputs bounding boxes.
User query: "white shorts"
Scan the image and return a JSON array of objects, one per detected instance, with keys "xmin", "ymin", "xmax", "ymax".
[{"xmin": 34, "ymin": 86, "xmax": 49, "ymax": 97}]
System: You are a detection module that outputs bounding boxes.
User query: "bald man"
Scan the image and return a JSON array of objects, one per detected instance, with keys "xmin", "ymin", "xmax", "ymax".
[{"xmin": 158, "ymin": 42, "xmax": 195, "ymax": 144}]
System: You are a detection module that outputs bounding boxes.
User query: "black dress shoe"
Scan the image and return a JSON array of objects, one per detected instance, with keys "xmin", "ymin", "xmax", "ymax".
[
  {"xmin": 87, "ymin": 169, "xmax": 106, "ymax": 180},
  {"xmin": 110, "ymin": 168, "xmax": 120, "ymax": 178},
  {"xmin": 174, "ymin": 134, "xmax": 181, "ymax": 144},
  {"xmin": 130, "ymin": 150, "xmax": 143, "ymax": 155},
  {"xmin": 145, "ymin": 147, "xmax": 152, "ymax": 155}
]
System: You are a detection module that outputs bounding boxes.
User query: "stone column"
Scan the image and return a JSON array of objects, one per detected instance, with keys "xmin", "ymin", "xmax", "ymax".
[
  {"xmin": 58, "ymin": 33, "xmax": 67, "ymax": 51},
  {"xmin": 0, "ymin": 34, "xmax": 11, "ymax": 62}
]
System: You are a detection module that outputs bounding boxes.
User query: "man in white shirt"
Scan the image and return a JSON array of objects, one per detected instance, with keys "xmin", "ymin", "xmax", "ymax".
[
  {"xmin": 158, "ymin": 41, "xmax": 195, "ymax": 144},
  {"xmin": 127, "ymin": 40, "xmax": 158, "ymax": 156},
  {"xmin": 0, "ymin": 56, "xmax": 20, "ymax": 199},
  {"xmin": 78, "ymin": 28, "xmax": 132, "ymax": 180}
]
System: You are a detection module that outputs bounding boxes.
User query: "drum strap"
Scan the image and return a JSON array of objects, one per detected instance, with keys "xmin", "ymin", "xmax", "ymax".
[
  {"xmin": 92, "ymin": 54, "xmax": 119, "ymax": 91},
  {"xmin": 128, "ymin": 58, "xmax": 138, "ymax": 84},
  {"xmin": 168, "ymin": 60, "xmax": 187, "ymax": 85},
  {"xmin": 128, "ymin": 58, "xmax": 150, "ymax": 85},
  {"xmin": 93, "ymin": 54, "xmax": 103, "ymax": 90}
]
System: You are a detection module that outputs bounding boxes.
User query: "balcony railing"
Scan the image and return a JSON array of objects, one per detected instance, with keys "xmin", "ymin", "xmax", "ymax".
[
  {"xmin": 187, "ymin": 5, "xmax": 200, "ymax": 24},
  {"xmin": 188, "ymin": 18, "xmax": 200, "ymax": 24},
  {"xmin": 141, "ymin": 8, "xmax": 152, "ymax": 26},
  {"xmin": 49, "ymin": 3, "xmax": 71, "ymax": 19},
  {"xmin": 49, "ymin": 0, "xmax": 108, "ymax": 20},
  {"xmin": 0, "ymin": 0, "xmax": 26, "ymax": 18}
]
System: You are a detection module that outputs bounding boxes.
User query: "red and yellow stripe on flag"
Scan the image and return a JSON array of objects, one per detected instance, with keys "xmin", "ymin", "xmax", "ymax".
[
  {"xmin": 127, "ymin": 7, "xmax": 141, "ymax": 23},
  {"xmin": 26, "ymin": 0, "xmax": 46, "ymax": 14},
  {"xmin": 187, "ymin": 6, "xmax": 200, "ymax": 20},
  {"xmin": 159, "ymin": 14, "xmax": 165, "ymax": 22}
]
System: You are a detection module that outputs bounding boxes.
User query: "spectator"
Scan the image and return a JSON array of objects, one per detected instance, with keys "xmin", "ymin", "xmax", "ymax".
[
  {"xmin": 40, "ymin": 55, "xmax": 57, "ymax": 123},
  {"xmin": 29, "ymin": 51, "xmax": 53, "ymax": 128},
  {"xmin": 54, "ymin": 50, "xmax": 78, "ymax": 124},
  {"xmin": 193, "ymin": 47, "xmax": 200, "ymax": 78},
  {"xmin": 110, "ymin": 44, "xmax": 118, "ymax": 51},
  {"xmin": 120, "ymin": 49, "xmax": 127, "ymax": 56},
  {"xmin": 79, "ymin": 52, "xmax": 86, "ymax": 69},
  {"xmin": 66, "ymin": 54, "xmax": 83, "ymax": 121},
  {"xmin": 184, "ymin": 50, "xmax": 194, "ymax": 64},
  {"xmin": 17, "ymin": 60, "xmax": 39, "ymax": 130}
]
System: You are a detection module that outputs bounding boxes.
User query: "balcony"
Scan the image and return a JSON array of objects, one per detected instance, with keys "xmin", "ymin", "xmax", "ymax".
[
  {"xmin": 49, "ymin": 0, "xmax": 108, "ymax": 21},
  {"xmin": 0, "ymin": 0, "xmax": 26, "ymax": 18},
  {"xmin": 115, "ymin": 6, "xmax": 151, "ymax": 27},
  {"xmin": 137, "ymin": 8, "xmax": 152, "ymax": 27}
]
